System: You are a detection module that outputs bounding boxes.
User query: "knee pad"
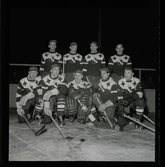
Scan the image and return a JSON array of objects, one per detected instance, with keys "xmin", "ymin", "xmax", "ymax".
[{"xmin": 134, "ymin": 98, "xmax": 145, "ymax": 108}]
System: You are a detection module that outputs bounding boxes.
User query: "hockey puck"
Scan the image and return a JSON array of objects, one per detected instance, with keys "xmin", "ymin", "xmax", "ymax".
[{"xmin": 80, "ymin": 138, "xmax": 85, "ymax": 142}]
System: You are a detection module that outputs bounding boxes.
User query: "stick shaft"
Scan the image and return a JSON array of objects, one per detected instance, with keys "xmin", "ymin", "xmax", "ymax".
[
  {"xmin": 124, "ymin": 114, "xmax": 155, "ymax": 133},
  {"xmin": 50, "ymin": 115, "xmax": 67, "ymax": 139},
  {"xmin": 143, "ymin": 114, "xmax": 155, "ymax": 125},
  {"xmin": 22, "ymin": 114, "xmax": 36, "ymax": 134},
  {"xmin": 62, "ymin": 58, "xmax": 65, "ymax": 74},
  {"xmin": 96, "ymin": 97, "xmax": 113, "ymax": 128}
]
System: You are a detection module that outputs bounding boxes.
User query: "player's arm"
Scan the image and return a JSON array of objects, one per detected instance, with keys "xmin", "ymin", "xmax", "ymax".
[
  {"xmin": 107, "ymin": 56, "xmax": 113, "ymax": 74},
  {"xmin": 82, "ymin": 55, "xmax": 88, "ymax": 77},
  {"xmin": 39, "ymin": 53, "xmax": 46, "ymax": 75},
  {"xmin": 100, "ymin": 54, "xmax": 106, "ymax": 68}
]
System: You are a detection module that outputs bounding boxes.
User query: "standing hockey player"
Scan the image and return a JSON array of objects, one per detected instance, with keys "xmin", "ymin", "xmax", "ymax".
[
  {"xmin": 65, "ymin": 70, "xmax": 95, "ymax": 124},
  {"xmin": 117, "ymin": 66, "xmax": 145, "ymax": 131},
  {"xmin": 82, "ymin": 41, "xmax": 106, "ymax": 90},
  {"xmin": 16, "ymin": 66, "xmax": 43, "ymax": 123},
  {"xmin": 39, "ymin": 40, "xmax": 63, "ymax": 78},
  {"xmin": 63, "ymin": 42, "xmax": 83, "ymax": 83},
  {"xmin": 108, "ymin": 43, "xmax": 132, "ymax": 83},
  {"xmin": 92, "ymin": 68, "xmax": 118, "ymax": 129},
  {"xmin": 41, "ymin": 64, "xmax": 68, "ymax": 126}
]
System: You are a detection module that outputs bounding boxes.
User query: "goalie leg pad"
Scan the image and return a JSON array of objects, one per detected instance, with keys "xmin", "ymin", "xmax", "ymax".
[
  {"xmin": 64, "ymin": 96, "xmax": 78, "ymax": 117},
  {"xmin": 77, "ymin": 105, "xmax": 87, "ymax": 124}
]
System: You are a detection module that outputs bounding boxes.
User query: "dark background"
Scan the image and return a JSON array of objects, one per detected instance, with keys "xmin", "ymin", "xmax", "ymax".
[{"xmin": 8, "ymin": 2, "xmax": 159, "ymax": 68}]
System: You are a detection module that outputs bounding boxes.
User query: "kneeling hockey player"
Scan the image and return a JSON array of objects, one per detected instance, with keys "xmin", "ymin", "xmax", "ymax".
[
  {"xmin": 117, "ymin": 66, "xmax": 145, "ymax": 131},
  {"xmin": 16, "ymin": 66, "xmax": 43, "ymax": 123},
  {"xmin": 41, "ymin": 64, "xmax": 68, "ymax": 126},
  {"xmin": 65, "ymin": 70, "xmax": 95, "ymax": 124},
  {"xmin": 92, "ymin": 68, "xmax": 118, "ymax": 129}
]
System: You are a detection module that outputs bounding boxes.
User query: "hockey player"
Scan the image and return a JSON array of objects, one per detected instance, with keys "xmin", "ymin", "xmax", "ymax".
[
  {"xmin": 92, "ymin": 68, "xmax": 118, "ymax": 129},
  {"xmin": 63, "ymin": 42, "xmax": 83, "ymax": 83},
  {"xmin": 65, "ymin": 70, "xmax": 94, "ymax": 124},
  {"xmin": 108, "ymin": 43, "xmax": 132, "ymax": 83},
  {"xmin": 39, "ymin": 40, "xmax": 63, "ymax": 78},
  {"xmin": 16, "ymin": 66, "xmax": 43, "ymax": 123},
  {"xmin": 82, "ymin": 41, "xmax": 106, "ymax": 89},
  {"xmin": 41, "ymin": 64, "xmax": 68, "ymax": 126},
  {"xmin": 117, "ymin": 66, "xmax": 145, "ymax": 131}
]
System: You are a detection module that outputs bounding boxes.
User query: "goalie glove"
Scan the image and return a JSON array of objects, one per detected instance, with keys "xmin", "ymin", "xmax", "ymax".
[
  {"xmin": 20, "ymin": 92, "xmax": 35, "ymax": 106},
  {"xmin": 120, "ymin": 99, "xmax": 131, "ymax": 107}
]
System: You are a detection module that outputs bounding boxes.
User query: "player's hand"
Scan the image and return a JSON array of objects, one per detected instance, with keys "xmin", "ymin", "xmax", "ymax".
[
  {"xmin": 98, "ymin": 103, "xmax": 107, "ymax": 112},
  {"xmin": 82, "ymin": 104, "xmax": 87, "ymax": 112},
  {"xmin": 43, "ymin": 91, "xmax": 53, "ymax": 101},
  {"xmin": 17, "ymin": 108, "xmax": 25, "ymax": 116}
]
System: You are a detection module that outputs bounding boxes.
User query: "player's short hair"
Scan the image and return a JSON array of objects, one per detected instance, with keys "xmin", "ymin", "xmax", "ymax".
[
  {"xmin": 51, "ymin": 64, "xmax": 60, "ymax": 69},
  {"xmin": 90, "ymin": 41, "xmax": 97, "ymax": 45},
  {"xmin": 99, "ymin": 68, "xmax": 109, "ymax": 73},
  {"xmin": 48, "ymin": 40, "xmax": 57, "ymax": 45},
  {"xmin": 74, "ymin": 70, "xmax": 83, "ymax": 75},
  {"xmin": 70, "ymin": 42, "xmax": 78, "ymax": 46},
  {"xmin": 29, "ymin": 66, "xmax": 38, "ymax": 72},
  {"xmin": 124, "ymin": 66, "xmax": 133, "ymax": 72}
]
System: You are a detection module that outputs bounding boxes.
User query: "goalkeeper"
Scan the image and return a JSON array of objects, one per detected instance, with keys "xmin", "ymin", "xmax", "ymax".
[{"xmin": 65, "ymin": 70, "xmax": 98, "ymax": 124}]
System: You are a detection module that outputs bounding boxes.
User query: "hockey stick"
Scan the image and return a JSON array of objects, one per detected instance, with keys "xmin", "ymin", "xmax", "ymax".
[
  {"xmin": 50, "ymin": 115, "xmax": 73, "ymax": 139},
  {"xmin": 143, "ymin": 114, "xmax": 155, "ymax": 125},
  {"xmin": 95, "ymin": 97, "xmax": 113, "ymax": 129},
  {"xmin": 123, "ymin": 114, "xmax": 155, "ymax": 133},
  {"xmin": 22, "ymin": 114, "xmax": 47, "ymax": 136}
]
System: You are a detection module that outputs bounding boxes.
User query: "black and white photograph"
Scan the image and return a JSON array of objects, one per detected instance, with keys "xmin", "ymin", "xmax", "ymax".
[{"xmin": 1, "ymin": 0, "xmax": 160, "ymax": 165}]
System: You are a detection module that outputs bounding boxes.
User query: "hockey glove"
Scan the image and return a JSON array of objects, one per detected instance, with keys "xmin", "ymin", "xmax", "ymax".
[
  {"xmin": 98, "ymin": 103, "xmax": 107, "ymax": 112},
  {"xmin": 120, "ymin": 99, "xmax": 131, "ymax": 107},
  {"xmin": 20, "ymin": 92, "xmax": 35, "ymax": 106},
  {"xmin": 17, "ymin": 108, "xmax": 25, "ymax": 116}
]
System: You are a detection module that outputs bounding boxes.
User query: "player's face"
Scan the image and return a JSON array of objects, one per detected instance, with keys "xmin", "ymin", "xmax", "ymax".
[
  {"xmin": 101, "ymin": 71, "xmax": 109, "ymax": 80},
  {"xmin": 48, "ymin": 42, "xmax": 57, "ymax": 51},
  {"xmin": 124, "ymin": 69, "xmax": 133, "ymax": 81},
  {"xmin": 70, "ymin": 45, "xmax": 77, "ymax": 52},
  {"xmin": 51, "ymin": 67, "xmax": 60, "ymax": 77},
  {"xmin": 90, "ymin": 44, "xmax": 98, "ymax": 52},
  {"xmin": 115, "ymin": 44, "xmax": 124, "ymax": 55},
  {"xmin": 74, "ymin": 73, "xmax": 83, "ymax": 83},
  {"xmin": 28, "ymin": 71, "xmax": 38, "ymax": 80}
]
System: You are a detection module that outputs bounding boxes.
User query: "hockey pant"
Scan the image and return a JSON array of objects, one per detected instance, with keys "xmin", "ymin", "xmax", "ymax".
[
  {"xmin": 92, "ymin": 93, "xmax": 115, "ymax": 124},
  {"xmin": 43, "ymin": 93, "xmax": 66, "ymax": 124}
]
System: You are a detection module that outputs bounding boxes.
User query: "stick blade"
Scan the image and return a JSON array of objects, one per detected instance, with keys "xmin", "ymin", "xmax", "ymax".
[
  {"xmin": 65, "ymin": 134, "xmax": 74, "ymax": 139},
  {"xmin": 35, "ymin": 125, "xmax": 47, "ymax": 136}
]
